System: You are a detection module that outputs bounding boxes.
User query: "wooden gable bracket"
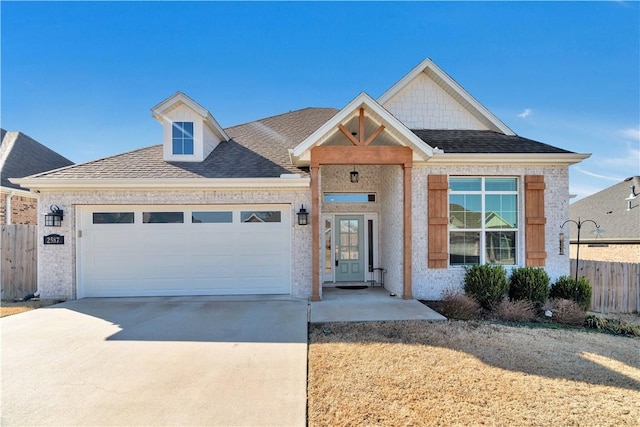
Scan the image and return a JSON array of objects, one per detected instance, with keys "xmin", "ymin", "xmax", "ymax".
[{"xmin": 338, "ymin": 107, "xmax": 385, "ymax": 146}]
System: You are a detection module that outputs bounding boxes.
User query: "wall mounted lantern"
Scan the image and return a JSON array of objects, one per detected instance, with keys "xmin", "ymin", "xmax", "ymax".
[
  {"xmin": 558, "ymin": 232, "xmax": 565, "ymax": 255},
  {"xmin": 350, "ymin": 167, "xmax": 359, "ymax": 183},
  {"xmin": 44, "ymin": 205, "xmax": 64, "ymax": 227},
  {"xmin": 297, "ymin": 205, "xmax": 309, "ymax": 226}
]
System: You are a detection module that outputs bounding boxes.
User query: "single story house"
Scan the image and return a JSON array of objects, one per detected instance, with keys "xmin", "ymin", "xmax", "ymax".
[
  {"xmin": 13, "ymin": 59, "xmax": 589, "ymax": 301},
  {"xmin": 568, "ymin": 176, "xmax": 640, "ymax": 263},
  {"xmin": 1, "ymin": 129, "xmax": 73, "ymax": 225}
]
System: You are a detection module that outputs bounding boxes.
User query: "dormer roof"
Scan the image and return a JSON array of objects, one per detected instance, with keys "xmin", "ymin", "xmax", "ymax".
[{"xmin": 151, "ymin": 91, "xmax": 230, "ymax": 142}]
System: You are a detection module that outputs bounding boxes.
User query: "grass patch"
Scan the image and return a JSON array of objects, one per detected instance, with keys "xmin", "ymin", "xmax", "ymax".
[
  {"xmin": 308, "ymin": 320, "xmax": 639, "ymax": 426},
  {"xmin": 1, "ymin": 299, "xmax": 62, "ymax": 317}
]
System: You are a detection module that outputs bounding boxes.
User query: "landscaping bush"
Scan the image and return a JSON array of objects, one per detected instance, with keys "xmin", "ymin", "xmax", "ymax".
[
  {"xmin": 495, "ymin": 298, "xmax": 536, "ymax": 322},
  {"xmin": 543, "ymin": 298, "xmax": 586, "ymax": 326},
  {"xmin": 438, "ymin": 288, "xmax": 482, "ymax": 320},
  {"xmin": 550, "ymin": 276, "xmax": 592, "ymax": 311},
  {"xmin": 463, "ymin": 264, "xmax": 508, "ymax": 310},
  {"xmin": 508, "ymin": 267, "xmax": 550, "ymax": 307},
  {"xmin": 584, "ymin": 315, "xmax": 640, "ymax": 337}
]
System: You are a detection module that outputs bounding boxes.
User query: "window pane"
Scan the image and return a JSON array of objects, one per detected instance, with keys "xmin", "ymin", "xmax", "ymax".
[
  {"xmin": 485, "ymin": 195, "xmax": 517, "ymax": 228},
  {"xmin": 192, "ymin": 211, "xmax": 232, "ymax": 223},
  {"xmin": 241, "ymin": 211, "xmax": 281, "ymax": 223},
  {"xmin": 325, "ymin": 219, "xmax": 332, "ymax": 274},
  {"xmin": 182, "ymin": 121, "xmax": 193, "ymax": 136},
  {"xmin": 183, "ymin": 139, "xmax": 194, "ymax": 155},
  {"xmin": 485, "ymin": 231, "xmax": 516, "ymax": 265},
  {"xmin": 323, "ymin": 193, "xmax": 374, "ymax": 203},
  {"xmin": 172, "ymin": 138, "xmax": 182, "ymax": 154},
  {"xmin": 449, "ymin": 231, "xmax": 480, "ymax": 265},
  {"xmin": 93, "ymin": 212, "xmax": 134, "ymax": 224},
  {"xmin": 486, "ymin": 177, "xmax": 517, "ymax": 191},
  {"xmin": 450, "ymin": 177, "xmax": 481, "ymax": 191},
  {"xmin": 449, "ymin": 194, "xmax": 481, "ymax": 229},
  {"xmin": 143, "ymin": 212, "xmax": 184, "ymax": 223}
]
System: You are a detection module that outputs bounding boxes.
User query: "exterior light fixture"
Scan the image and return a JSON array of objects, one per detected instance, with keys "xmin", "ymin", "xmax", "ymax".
[
  {"xmin": 44, "ymin": 205, "xmax": 64, "ymax": 227},
  {"xmin": 297, "ymin": 205, "xmax": 309, "ymax": 226},
  {"xmin": 558, "ymin": 232, "xmax": 565, "ymax": 255},
  {"xmin": 350, "ymin": 167, "xmax": 359, "ymax": 183}
]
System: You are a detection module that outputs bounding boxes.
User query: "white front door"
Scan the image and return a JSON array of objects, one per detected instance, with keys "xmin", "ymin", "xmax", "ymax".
[{"xmin": 77, "ymin": 204, "xmax": 291, "ymax": 297}]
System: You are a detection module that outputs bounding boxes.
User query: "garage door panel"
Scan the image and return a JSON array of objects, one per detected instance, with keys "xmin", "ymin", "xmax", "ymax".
[{"xmin": 79, "ymin": 205, "xmax": 291, "ymax": 297}]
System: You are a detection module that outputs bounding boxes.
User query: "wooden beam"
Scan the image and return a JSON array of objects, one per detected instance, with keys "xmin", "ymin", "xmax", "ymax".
[
  {"xmin": 403, "ymin": 165, "xmax": 413, "ymax": 300},
  {"xmin": 338, "ymin": 124, "xmax": 361, "ymax": 146},
  {"xmin": 359, "ymin": 108, "xmax": 365, "ymax": 146},
  {"xmin": 364, "ymin": 124, "xmax": 385, "ymax": 146},
  {"xmin": 311, "ymin": 166, "xmax": 321, "ymax": 301},
  {"xmin": 311, "ymin": 146, "xmax": 412, "ymax": 167}
]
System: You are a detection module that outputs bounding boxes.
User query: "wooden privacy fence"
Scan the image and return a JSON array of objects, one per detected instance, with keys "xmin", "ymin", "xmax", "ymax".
[
  {"xmin": 1, "ymin": 225, "xmax": 37, "ymax": 300},
  {"xmin": 572, "ymin": 259, "xmax": 640, "ymax": 314}
]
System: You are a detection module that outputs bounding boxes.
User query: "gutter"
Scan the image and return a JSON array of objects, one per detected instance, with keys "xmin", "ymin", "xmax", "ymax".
[{"xmin": 9, "ymin": 176, "xmax": 311, "ymax": 191}]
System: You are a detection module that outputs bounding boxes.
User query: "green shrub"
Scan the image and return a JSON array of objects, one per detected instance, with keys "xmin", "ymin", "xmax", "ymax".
[
  {"xmin": 550, "ymin": 276, "xmax": 592, "ymax": 311},
  {"xmin": 463, "ymin": 264, "xmax": 508, "ymax": 310},
  {"xmin": 508, "ymin": 267, "xmax": 550, "ymax": 307}
]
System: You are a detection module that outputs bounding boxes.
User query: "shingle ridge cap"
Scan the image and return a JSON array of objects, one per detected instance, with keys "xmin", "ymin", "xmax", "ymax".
[{"xmin": 224, "ymin": 107, "xmax": 338, "ymax": 132}]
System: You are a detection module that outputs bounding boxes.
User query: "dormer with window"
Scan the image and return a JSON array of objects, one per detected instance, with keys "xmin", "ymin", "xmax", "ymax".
[{"xmin": 151, "ymin": 92, "xmax": 230, "ymax": 162}]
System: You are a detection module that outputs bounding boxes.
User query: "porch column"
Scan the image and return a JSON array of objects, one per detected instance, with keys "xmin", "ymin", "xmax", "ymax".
[
  {"xmin": 403, "ymin": 164, "xmax": 413, "ymax": 300},
  {"xmin": 311, "ymin": 166, "xmax": 321, "ymax": 301}
]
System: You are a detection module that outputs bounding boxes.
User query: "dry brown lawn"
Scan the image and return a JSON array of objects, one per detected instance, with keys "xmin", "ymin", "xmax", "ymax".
[
  {"xmin": 0, "ymin": 299, "xmax": 61, "ymax": 317},
  {"xmin": 308, "ymin": 321, "xmax": 640, "ymax": 426}
]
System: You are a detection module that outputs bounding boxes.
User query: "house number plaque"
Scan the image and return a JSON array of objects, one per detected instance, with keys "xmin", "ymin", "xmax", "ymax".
[{"xmin": 44, "ymin": 234, "xmax": 65, "ymax": 245}]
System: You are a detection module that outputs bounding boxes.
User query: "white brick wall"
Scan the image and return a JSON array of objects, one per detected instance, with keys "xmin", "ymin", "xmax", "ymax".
[
  {"xmin": 37, "ymin": 165, "xmax": 571, "ymax": 301},
  {"xmin": 411, "ymin": 164, "xmax": 571, "ymax": 300},
  {"xmin": 36, "ymin": 188, "xmax": 312, "ymax": 299},
  {"xmin": 383, "ymin": 73, "xmax": 488, "ymax": 130}
]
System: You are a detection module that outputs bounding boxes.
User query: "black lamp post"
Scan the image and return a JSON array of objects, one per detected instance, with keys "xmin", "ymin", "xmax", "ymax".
[{"xmin": 560, "ymin": 217, "xmax": 601, "ymax": 285}]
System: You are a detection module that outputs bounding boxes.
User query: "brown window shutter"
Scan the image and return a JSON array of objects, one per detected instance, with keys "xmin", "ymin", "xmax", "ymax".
[
  {"xmin": 428, "ymin": 175, "xmax": 449, "ymax": 268},
  {"xmin": 525, "ymin": 175, "xmax": 547, "ymax": 266}
]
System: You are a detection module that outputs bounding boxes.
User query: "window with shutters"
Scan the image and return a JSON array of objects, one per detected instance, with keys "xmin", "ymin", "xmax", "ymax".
[{"xmin": 449, "ymin": 177, "xmax": 518, "ymax": 266}]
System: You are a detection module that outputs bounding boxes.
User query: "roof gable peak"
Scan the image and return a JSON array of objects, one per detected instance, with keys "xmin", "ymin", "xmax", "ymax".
[{"xmin": 378, "ymin": 58, "xmax": 515, "ymax": 135}]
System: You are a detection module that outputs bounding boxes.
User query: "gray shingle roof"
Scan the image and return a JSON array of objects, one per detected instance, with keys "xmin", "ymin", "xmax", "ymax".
[
  {"xmin": 411, "ymin": 130, "xmax": 573, "ymax": 154},
  {"xmin": 0, "ymin": 130, "xmax": 74, "ymax": 190},
  {"xmin": 569, "ymin": 176, "xmax": 640, "ymax": 242},
  {"xmin": 23, "ymin": 108, "xmax": 576, "ymax": 182},
  {"xmin": 31, "ymin": 108, "xmax": 338, "ymax": 180}
]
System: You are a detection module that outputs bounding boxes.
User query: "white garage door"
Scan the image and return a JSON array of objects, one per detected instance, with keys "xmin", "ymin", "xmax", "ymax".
[{"xmin": 77, "ymin": 205, "xmax": 291, "ymax": 297}]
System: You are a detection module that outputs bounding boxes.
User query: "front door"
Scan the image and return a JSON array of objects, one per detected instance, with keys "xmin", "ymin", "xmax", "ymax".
[{"xmin": 335, "ymin": 215, "xmax": 364, "ymax": 282}]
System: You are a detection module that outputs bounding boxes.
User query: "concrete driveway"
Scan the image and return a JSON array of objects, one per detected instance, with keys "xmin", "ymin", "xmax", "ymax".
[{"xmin": 1, "ymin": 296, "xmax": 308, "ymax": 426}]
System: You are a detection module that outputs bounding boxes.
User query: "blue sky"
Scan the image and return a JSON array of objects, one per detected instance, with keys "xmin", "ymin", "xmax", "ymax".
[{"xmin": 2, "ymin": 1, "xmax": 638, "ymax": 200}]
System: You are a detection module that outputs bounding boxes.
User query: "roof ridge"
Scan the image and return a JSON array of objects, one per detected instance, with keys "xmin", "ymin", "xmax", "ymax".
[{"xmin": 224, "ymin": 107, "xmax": 338, "ymax": 132}]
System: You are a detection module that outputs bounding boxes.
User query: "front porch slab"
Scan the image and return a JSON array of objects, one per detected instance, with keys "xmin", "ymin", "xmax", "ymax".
[{"xmin": 309, "ymin": 287, "xmax": 446, "ymax": 323}]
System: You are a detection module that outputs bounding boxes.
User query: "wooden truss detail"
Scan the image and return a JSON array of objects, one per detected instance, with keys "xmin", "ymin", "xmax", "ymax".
[{"xmin": 338, "ymin": 107, "xmax": 385, "ymax": 146}]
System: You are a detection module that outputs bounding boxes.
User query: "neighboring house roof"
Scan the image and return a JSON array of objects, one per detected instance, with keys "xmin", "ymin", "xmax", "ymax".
[
  {"xmin": 569, "ymin": 176, "xmax": 640, "ymax": 243},
  {"xmin": 0, "ymin": 129, "xmax": 74, "ymax": 191}
]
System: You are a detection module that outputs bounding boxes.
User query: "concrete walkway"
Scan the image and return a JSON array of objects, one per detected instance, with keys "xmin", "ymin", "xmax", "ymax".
[
  {"xmin": 1, "ymin": 297, "xmax": 308, "ymax": 426},
  {"xmin": 309, "ymin": 287, "xmax": 447, "ymax": 323}
]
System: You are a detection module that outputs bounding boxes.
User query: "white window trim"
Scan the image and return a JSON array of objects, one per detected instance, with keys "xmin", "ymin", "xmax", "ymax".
[{"xmin": 448, "ymin": 176, "xmax": 520, "ymax": 266}]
